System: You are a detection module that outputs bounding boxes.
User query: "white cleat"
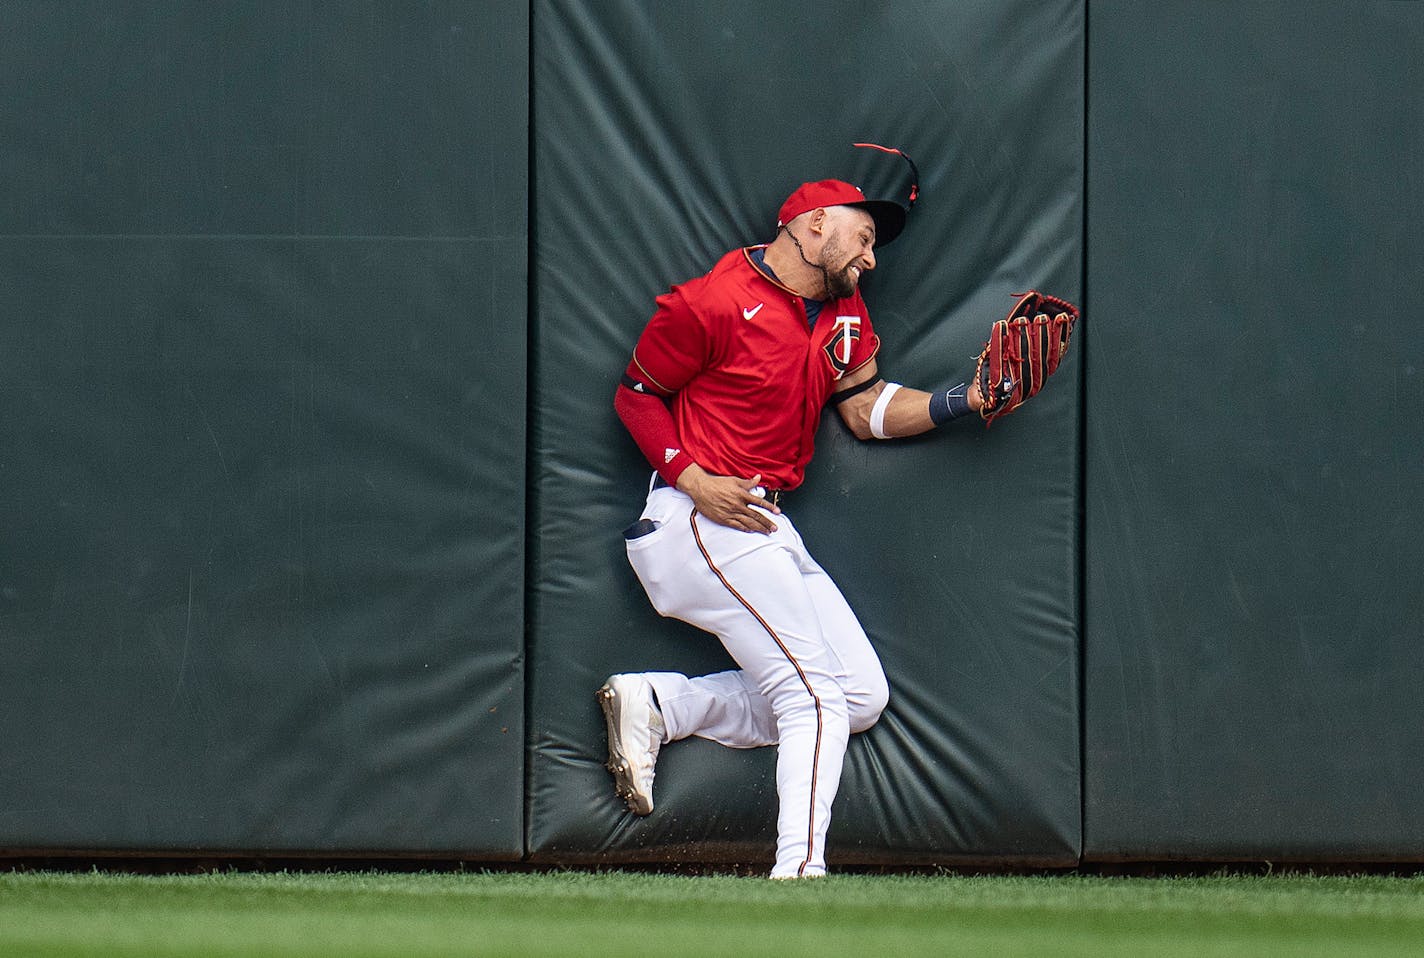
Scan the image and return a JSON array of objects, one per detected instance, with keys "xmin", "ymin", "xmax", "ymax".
[{"xmin": 596, "ymin": 673, "xmax": 665, "ymax": 816}]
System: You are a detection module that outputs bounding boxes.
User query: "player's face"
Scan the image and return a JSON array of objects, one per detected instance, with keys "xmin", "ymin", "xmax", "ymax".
[{"xmin": 819, "ymin": 209, "xmax": 877, "ymax": 298}]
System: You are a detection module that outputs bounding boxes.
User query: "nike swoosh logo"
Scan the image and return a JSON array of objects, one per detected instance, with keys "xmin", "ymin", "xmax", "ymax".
[{"xmin": 742, "ymin": 303, "xmax": 765, "ymax": 321}]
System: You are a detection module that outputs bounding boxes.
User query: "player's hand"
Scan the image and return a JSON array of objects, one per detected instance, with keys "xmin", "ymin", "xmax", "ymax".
[
  {"xmin": 676, "ymin": 465, "xmax": 779, "ymax": 534},
  {"xmin": 966, "ymin": 376, "xmax": 985, "ymax": 412}
]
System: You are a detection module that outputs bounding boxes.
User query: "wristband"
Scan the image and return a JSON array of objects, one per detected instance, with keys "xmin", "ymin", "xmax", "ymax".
[{"xmin": 928, "ymin": 383, "xmax": 973, "ymax": 426}]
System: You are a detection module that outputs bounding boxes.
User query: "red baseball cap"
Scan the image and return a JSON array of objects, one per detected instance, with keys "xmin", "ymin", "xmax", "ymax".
[{"xmin": 776, "ymin": 179, "xmax": 908, "ymax": 247}]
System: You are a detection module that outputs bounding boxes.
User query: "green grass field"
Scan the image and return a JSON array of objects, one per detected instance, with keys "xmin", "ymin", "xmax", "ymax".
[{"xmin": 3, "ymin": 869, "xmax": 1424, "ymax": 957}]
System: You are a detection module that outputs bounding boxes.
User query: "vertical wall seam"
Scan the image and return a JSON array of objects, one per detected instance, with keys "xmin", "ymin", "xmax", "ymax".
[
  {"xmin": 1076, "ymin": 0, "xmax": 1092, "ymax": 867},
  {"xmin": 520, "ymin": 0, "xmax": 538, "ymax": 865}
]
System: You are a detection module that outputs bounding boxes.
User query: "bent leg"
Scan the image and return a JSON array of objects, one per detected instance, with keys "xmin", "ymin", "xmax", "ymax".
[
  {"xmin": 679, "ymin": 512, "xmax": 851, "ymax": 878},
  {"xmin": 645, "ymin": 669, "xmax": 778, "ymax": 748},
  {"xmin": 798, "ymin": 558, "xmax": 889, "ymax": 734},
  {"xmin": 623, "ymin": 490, "xmax": 871, "ymax": 876}
]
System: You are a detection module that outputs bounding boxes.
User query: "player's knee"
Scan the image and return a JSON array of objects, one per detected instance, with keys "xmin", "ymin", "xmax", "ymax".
[
  {"xmin": 847, "ymin": 670, "xmax": 889, "ymax": 734},
  {"xmin": 767, "ymin": 672, "xmax": 846, "ymax": 723}
]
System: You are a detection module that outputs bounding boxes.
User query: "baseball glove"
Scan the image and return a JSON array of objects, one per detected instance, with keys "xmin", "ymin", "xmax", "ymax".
[{"xmin": 974, "ymin": 291, "xmax": 1080, "ymax": 425}]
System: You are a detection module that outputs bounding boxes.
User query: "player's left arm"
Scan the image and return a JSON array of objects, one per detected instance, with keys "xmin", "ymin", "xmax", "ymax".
[{"xmin": 830, "ymin": 359, "xmax": 983, "ymax": 441}]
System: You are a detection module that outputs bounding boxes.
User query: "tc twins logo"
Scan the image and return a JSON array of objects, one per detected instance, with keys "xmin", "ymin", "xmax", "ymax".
[{"xmin": 823, "ymin": 315, "xmax": 861, "ymax": 377}]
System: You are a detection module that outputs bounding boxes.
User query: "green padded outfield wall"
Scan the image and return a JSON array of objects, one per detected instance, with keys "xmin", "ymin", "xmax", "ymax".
[
  {"xmin": 1084, "ymin": 1, "xmax": 1424, "ymax": 860},
  {"xmin": 528, "ymin": 0, "xmax": 1083, "ymax": 868},
  {"xmin": 0, "ymin": 2, "xmax": 527, "ymax": 855},
  {"xmin": 9, "ymin": 0, "xmax": 1419, "ymax": 868}
]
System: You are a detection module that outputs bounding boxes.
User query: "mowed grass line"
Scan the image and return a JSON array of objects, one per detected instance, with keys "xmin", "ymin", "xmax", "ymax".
[{"xmin": 3, "ymin": 870, "xmax": 1424, "ymax": 957}]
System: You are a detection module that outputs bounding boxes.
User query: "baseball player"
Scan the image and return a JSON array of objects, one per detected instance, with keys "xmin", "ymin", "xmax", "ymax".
[{"xmin": 600, "ymin": 167, "xmax": 984, "ymax": 879}]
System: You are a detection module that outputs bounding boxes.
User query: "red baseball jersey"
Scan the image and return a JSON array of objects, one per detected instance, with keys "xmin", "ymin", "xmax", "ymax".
[{"xmin": 629, "ymin": 246, "xmax": 880, "ymax": 490}]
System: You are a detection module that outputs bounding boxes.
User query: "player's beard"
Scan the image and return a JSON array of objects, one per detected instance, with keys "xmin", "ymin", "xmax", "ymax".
[{"xmin": 818, "ymin": 235, "xmax": 860, "ymax": 300}]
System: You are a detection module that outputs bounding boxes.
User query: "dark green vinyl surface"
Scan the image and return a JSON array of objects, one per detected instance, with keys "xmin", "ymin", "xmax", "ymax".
[
  {"xmin": 527, "ymin": 0, "xmax": 1083, "ymax": 868},
  {"xmin": 6, "ymin": 0, "xmax": 1419, "ymax": 866},
  {"xmin": 0, "ymin": 2, "xmax": 527, "ymax": 854},
  {"xmin": 1084, "ymin": 0, "xmax": 1424, "ymax": 860}
]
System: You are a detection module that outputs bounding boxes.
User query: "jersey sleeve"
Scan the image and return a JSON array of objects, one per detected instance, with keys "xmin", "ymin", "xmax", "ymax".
[
  {"xmin": 617, "ymin": 284, "xmax": 713, "ymax": 485},
  {"xmin": 627, "ymin": 286, "xmax": 710, "ymax": 395}
]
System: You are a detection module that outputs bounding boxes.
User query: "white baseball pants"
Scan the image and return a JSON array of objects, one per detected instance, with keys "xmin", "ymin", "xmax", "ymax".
[{"xmin": 624, "ymin": 483, "xmax": 889, "ymax": 878}]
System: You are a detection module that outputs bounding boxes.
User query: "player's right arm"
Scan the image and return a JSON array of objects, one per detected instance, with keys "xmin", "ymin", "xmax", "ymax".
[
  {"xmin": 674, "ymin": 463, "xmax": 779, "ymax": 533},
  {"xmin": 613, "ymin": 378, "xmax": 779, "ymax": 534},
  {"xmin": 616, "ymin": 290, "xmax": 779, "ymax": 533}
]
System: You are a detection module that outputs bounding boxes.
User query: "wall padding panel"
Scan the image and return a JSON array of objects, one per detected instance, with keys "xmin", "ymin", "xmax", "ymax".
[
  {"xmin": 529, "ymin": 0, "xmax": 1083, "ymax": 868},
  {"xmin": 1084, "ymin": 0, "xmax": 1424, "ymax": 860},
  {"xmin": 0, "ymin": 1, "xmax": 528, "ymax": 855}
]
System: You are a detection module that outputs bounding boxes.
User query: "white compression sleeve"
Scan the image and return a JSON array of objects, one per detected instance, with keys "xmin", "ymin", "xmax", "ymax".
[{"xmin": 868, "ymin": 382, "xmax": 902, "ymax": 439}]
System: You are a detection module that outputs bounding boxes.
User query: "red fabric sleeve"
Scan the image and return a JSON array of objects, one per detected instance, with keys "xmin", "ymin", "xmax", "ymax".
[
  {"xmin": 629, "ymin": 288, "xmax": 709, "ymax": 395},
  {"xmin": 614, "ymin": 379, "xmax": 695, "ymax": 486}
]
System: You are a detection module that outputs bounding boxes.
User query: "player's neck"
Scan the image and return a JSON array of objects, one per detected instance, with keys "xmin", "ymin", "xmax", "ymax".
[{"xmin": 762, "ymin": 235, "xmax": 827, "ymax": 301}]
